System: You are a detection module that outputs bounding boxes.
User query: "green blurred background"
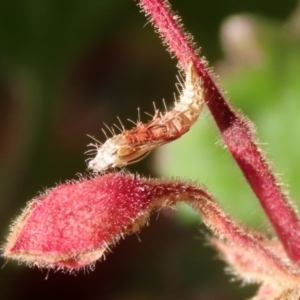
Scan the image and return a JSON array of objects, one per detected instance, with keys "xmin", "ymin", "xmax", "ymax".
[{"xmin": 1, "ymin": 0, "xmax": 300, "ymax": 299}]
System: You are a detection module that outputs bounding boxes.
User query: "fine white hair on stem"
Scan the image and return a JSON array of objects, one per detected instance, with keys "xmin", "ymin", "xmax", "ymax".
[{"xmin": 87, "ymin": 61, "xmax": 204, "ymax": 172}]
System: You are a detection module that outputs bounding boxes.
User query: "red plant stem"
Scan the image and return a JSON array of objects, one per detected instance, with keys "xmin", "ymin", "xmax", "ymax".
[
  {"xmin": 152, "ymin": 181, "xmax": 299, "ymax": 284},
  {"xmin": 139, "ymin": 0, "xmax": 300, "ymax": 265}
]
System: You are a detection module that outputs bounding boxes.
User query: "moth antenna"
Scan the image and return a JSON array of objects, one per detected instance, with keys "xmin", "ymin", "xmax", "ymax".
[
  {"xmin": 117, "ymin": 116, "xmax": 126, "ymax": 131},
  {"xmin": 103, "ymin": 123, "xmax": 114, "ymax": 136}
]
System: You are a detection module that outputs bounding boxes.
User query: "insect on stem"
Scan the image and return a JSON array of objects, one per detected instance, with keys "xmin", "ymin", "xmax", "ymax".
[{"xmin": 87, "ymin": 61, "xmax": 204, "ymax": 172}]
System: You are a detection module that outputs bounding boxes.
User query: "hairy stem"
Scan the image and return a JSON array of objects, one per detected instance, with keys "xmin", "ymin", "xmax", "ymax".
[
  {"xmin": 138, "ymin": 0, "xmax": 300, "ymax": 265},
  {"xmin": 151, "ymin": 180, "xmax": 298, "ymax": 284}
]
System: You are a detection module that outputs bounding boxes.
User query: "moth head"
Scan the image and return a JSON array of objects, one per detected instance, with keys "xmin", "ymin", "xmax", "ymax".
[
  {"xmin": 87, "ymin": 137, "xmax": 127, "ymax": 172},
  {"xmin": 87, "ymin": 135, "xmax": 149, "ymax": 172}
]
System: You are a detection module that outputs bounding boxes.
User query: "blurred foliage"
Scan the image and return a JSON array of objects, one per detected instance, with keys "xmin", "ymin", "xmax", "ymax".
[
  {"xmin": 156, "ymin": 11, "xmax": 300, "ymax": 229},
  {"xmin": 0, "ymin": 0, "xmax": 298, "ymax": 299}
]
